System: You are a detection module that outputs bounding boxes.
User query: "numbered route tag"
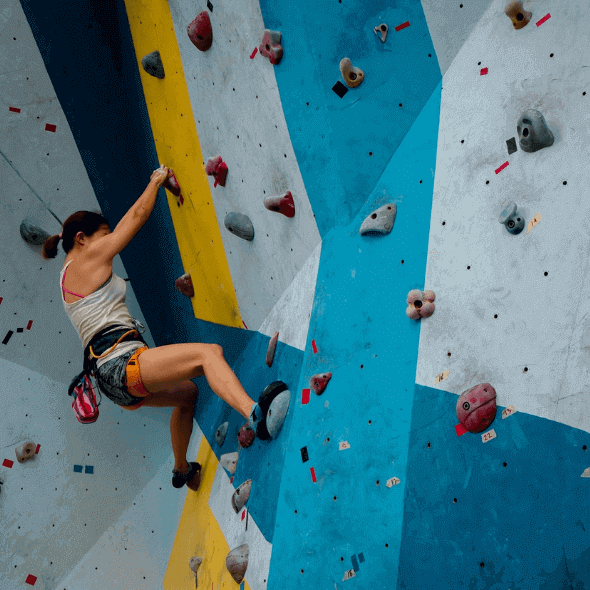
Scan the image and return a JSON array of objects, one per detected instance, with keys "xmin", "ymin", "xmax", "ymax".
[
  {"xmin": 343, "ymin": 570, "xmax": 356, "ymax": 581},
  {"xmin": 481, "ymin": 429, "xmax": 497, "ymax": 443},
  {"xmin": 502, "ymin": 405, "xmax": 517, "ymax": 419},
  {"xmin": 339, "ymin": 441, "xmax": 351, "ymax": 451},
  {"xmin": 435, "ymin": 370, "xmax": 450, "ymax": 385},
  {"xmin": 386, "ymin": 477, "xmax": 401, "ymax": 487},
  {"xmin": 527, "ymin": 213, "xmax": 542, "ymax": 234}
]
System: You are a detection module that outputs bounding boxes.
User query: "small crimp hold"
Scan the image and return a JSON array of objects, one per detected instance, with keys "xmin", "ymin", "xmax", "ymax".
[
  {"xmin": 189, "ymin": 556, "xmax": 202, "ymax": 587},
  {"xmin": 205, "ymin": 155, "xmax": 228, "ymax": 187},
  {"xmin": 374, "ymin": 23, "xmax": 388, "ymax": 43},
  {"xmin": 226, "ymin": 544, "xmax": 249, "ymax": 584},
  {"xmin": 259, "ymin": 30, "xmax": 283, "ymax": 65},
  {"xmin": 224, "ymin": 212, "xmax": 255, "ymax": 241},
  {"xmin": 238, "ymin": 423, "xmax": 256, "ymax": 448},
  {"xmin": 456, "ymin": 383, "xmax": 497, "ymax": 433},
  {"xmin": 141, "ymin": 50, "xmax": 165, "ymax": 79},
  {"xmin": 15, "ymin": 442, "xmax": 36, "ymax": 463},
  {"xmin": 164, "ymin": 169, "xmax": 181, "ymax": 196},
  {"xmin": 175, "ymin": 273, "xmax": 195, "ymax": 298},
  {"xmin": 406, "ymin": 289, "xmax": 436, "ymax": 320},
  {"xmin": 359, "ymin": 203, "xmax": 397, "ymax": 235},
  {"xmin": 505, "ymin": 0, "xmax": 532, "ymax": 29},
  {"xmin": 220, "ymin": 452, "xmax": 239, "ymax": 474},
  {"xmin": 517, "ymin": 110, "xmax": 554, "ymax": 153},
  {"xmin": 231, "ymin": 479, "xmax": 252, "ymax": 513},
  {"xmin": 215, "ymin": 421, "xmax": 229, "ymax": 446},
  {"xmin": 20, "ymin": 220, "xmax": 50, "ymax": 246},
  {"xmin": 310, "ymin": 373, "xmax": 332, "ymax": 395},
  {"xmin": 187, "ymin": 11, "xmax": 213, "ymax": 51},
  {"xmin": 340, "ymin": 58, "xmax": 364, "ymax": 88},
  {"xmin": 498, "ymin": 202, "xmax": 525, "ymax": 235},
  {"xmin": 266, "ymin": 390, "xmax": 291, "ymax": 438},
  {"xmin": 266, "ymin": 332, "xmax": 279, "ymax": 367},
  {"xmin": 264, "ymin": 191, "xmax": 295, "ymax": 218}
]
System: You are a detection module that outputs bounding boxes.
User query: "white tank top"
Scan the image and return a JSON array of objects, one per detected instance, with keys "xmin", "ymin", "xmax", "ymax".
[{"xmin": 60, "ymin": 260, "xmax": 144, "ymax": 369}]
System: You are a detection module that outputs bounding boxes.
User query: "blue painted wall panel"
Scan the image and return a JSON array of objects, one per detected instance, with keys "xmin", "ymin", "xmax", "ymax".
[
  {"xmin": 397, "ymin": 383, "xmax": 590, "ymax": 590},
  {"xmin": 259, "ymin": 0, "xmax": 441, "ymax": 238},
  {"xmin": 268, "ymin": 83, "xmax": 442, "ymax": 589}
]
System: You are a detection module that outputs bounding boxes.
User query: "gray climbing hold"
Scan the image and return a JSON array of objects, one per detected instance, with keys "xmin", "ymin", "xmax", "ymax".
[
  {"xmin": 517, "ymin": 110, "xmax": 554, "ymax": 153},
  {"xmin": 189, "ymin": 556, "xmax": 202, "ymax": 587},
  {"xmin": 266, "ymin": 390, "xmax": 291, "ymax": 438},
  {"xmin": 359, "ymin": 203, "xmax": 397, "ymax": 235},
  {"xmin": 231, "ymin": 479, "xmax": 252, "ymax": 513},
  {"xmin": 224, "ymin": 212, "xmax": 254, "ymax": 241},
  {"xmin": 20, "ymin": 220, "xmax": 51, "ymax": 245},
  {"xmin": 226, "ymin": 544, "xmax": 249, "ymax": 584},
  {"xmin": 215, "ymin": 422, "xmax": 229, "ymax": 446},
  {"xmin": 498, "ymin": 202, "xmax": 525, "ymax": 235},
  {"xmin": 141, "ymin": 51, "xmax": 165, "ymax": 79},
  {"xmin": 220, "ymin": 452, "xmax": 238, "ymax": 474}
]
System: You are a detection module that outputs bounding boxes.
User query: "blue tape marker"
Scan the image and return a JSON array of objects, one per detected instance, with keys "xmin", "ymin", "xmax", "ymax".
[
  {"xmin": 358, "ymin": 552, "xmax": 365, "ymax": 563},
  {"xmin": 351, "ymin": 554, "xmax": 359, "ymax": 572},
  {"xmin": 73, "ymin": 464, "xmax": 83, "ymax": 473},
  {"xmin": 85, "ymin": 465, "xmax": 94, "ymax": 474},
  {"xmin": 240, "ymin": 582, "xmax": 244, "ymax": 590}
]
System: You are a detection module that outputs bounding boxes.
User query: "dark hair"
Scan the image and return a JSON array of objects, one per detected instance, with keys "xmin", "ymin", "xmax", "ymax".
[{"xmin": 42, "ymin": 210, "xmax": 110, "ymax": 260}]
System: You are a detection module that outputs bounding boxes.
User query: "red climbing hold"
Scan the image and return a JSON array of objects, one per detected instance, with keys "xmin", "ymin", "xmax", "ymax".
[
  {"xmin": 264, "ymin": 191, "xmax": 295, "ymax": 218},
  {"xmin": 187, "ymin": 11, "xmax": 213, "ymax": 52},
  {"xmin": 164, "ymin": 169, "xmax": 181, "ymax": 197},
  {"xmin": 266, "ymin": 331, "xmax": 279, "ymax": 367},
  {"xmin": 238, "ymin": 423, "xmax": 256, "ymax": 448},
  {"xmin": 259, "ymin": 30, "xmax": 283, "ymax": 65},
  {"xmin": 456, "ymin": 383, "xmax": 497, "ymax": 433},
  {"xmin": 310, "ymin": 372, "xmax": 332, "ymax": 395},
  {"xmin": 175, "ymin": 273, "xmax": 195, "ymax": 298},
  {"xmin": 206, "ymin": 155, "xmax": 228, "ymax": 187}
]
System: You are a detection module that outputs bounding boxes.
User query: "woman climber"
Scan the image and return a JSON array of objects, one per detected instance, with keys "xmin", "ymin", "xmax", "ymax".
[{"xmin": 42, "ymin": 164, "xmax": 288, "ymax": 490}]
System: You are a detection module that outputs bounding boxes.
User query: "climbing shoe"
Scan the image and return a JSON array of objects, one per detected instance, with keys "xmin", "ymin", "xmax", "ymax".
[
  {"xmin": 248, "ymin": 380, "xmax": 289, "ymax": 441},
  {"xmin": 172, "ymin": 461, "xmax": 201, "ymax": 489}
]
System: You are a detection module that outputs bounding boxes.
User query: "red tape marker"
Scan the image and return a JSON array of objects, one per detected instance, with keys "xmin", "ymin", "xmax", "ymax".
[
  {"xmin": 455, "ymin": 423, "xmax": 468, "ymax": 437},
  {"xmin": 242, "ymin": 320, "xmax": 248, "ymax": 330},
  {"xmin": 310, "ymin": 467, "xmax": 317, "ymax": 482},
  {"xmin": 35, "ymin": 444, "xmax": 41, "ymax": 454},
  {"xmin": 302, "ymin": 388, "xmax": 310, "ymax": 405},
  {"xmin": 26, "ymin": 320, "xmax": 33, "ymax": 330},
  {"xmin": 480, "ymin": 67, "xmax": 488, "ymax": 76},
  {"xmin": 495, "ymin": 161, "xmax": 509, "ymax": 174},
  {"xmin": 179, "ymin": 195, "xmax": 184, "ymax": 205},
  {"xmin": 45, "ymin": 123, "xmax": 56, "ymax": 132},
  {"xmin": 241, "ymin": 510, "xmax": 246, "ymax": 521},
  {"xmin": 536, "ymin": 13, "xmax": 551, "ymax": 27},
  {"xmin": 230, "ymin": 476, "xmax": 234, "ymax": 484},
  {"xmin": 9, "ymin": 107, "xmax": 21, "ymax": 113},
  {"xmin": 0, "ymin": 297, "xmax": 3, "ymax": 305},
  {"xmin": 395, "ymin": 21, "xmax": 410, "ymax": 32},
  {"xmin": 250, "ymin": 47, "xmax": 258, "ymax": 59},
  {"xmin": 25, "ymin": 574, "xmax": 37, "ymax": 585},
  {"xmin": 311, "ymin": 339, "xmax": 318, "ymax": 354},
  {"xmin": 2, "ymin": 459, "xmax": 14, "ymax": 468}
]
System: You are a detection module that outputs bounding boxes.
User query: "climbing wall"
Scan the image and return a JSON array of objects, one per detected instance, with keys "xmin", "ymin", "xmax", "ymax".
[{"xmin": 3, "ymin": 0, "xmax": 590, "ymax": 588}]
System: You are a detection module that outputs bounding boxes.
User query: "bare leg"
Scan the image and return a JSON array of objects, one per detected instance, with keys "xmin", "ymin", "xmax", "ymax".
[{"xmin": 171, "ymin": 405, "xmax": 194, "ymax": 472}]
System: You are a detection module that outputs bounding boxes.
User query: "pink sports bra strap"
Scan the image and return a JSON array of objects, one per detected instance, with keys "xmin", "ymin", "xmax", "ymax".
[{"xmin": 62, "ymin": 265, "xmax": 85, "ymax": 299}]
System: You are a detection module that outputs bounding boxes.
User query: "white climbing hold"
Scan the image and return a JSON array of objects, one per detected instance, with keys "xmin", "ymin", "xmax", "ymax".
[
  {"xmin": 359, "ymin": 203, "xmax": 397, "ymax": 235},
  {"xmin": 220, "ymin": 452, "xmax": 239, "ymax": 474}
]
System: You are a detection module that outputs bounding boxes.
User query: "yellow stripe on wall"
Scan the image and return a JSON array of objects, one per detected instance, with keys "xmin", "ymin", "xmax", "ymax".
[
  {"xmin": 163, "ymin": 436, "xmax": 252, "ymax": 590},
  {"xmin": 123, "ymin": 0, "xmax": 242, "ymax": 328}
]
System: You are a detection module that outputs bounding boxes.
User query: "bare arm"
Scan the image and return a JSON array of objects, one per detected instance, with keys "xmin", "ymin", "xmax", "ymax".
[{"xmin": 131, "ymin": 166, "xmax": 169, "ymax": 219}]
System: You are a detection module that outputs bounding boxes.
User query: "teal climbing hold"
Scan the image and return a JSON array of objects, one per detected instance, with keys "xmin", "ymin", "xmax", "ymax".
[
  {"xmin": 224, "ymin": 212, "xmax": 254, "ymax": 241},
  {"xmin": 141, "ymin": 51, "xmax": 165, "ymax": 79},
  {"xmin": 266, "ymin": 390, "xmax": 291, "ymax": 438}
]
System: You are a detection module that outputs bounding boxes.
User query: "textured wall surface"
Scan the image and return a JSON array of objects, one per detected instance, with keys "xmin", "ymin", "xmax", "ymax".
[{"xmin": 3, "ymin": 0, "xmax": 590, "ymax": 589}]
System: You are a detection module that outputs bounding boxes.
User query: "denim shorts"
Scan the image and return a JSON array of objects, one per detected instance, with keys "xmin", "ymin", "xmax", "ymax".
[{"xmin": 94, "ymin": 348, "xmax": 146, "ymax": 407}]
